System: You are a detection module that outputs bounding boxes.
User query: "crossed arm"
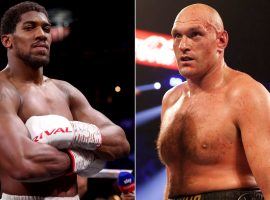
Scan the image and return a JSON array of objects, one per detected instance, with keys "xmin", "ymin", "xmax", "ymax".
[
  {"xmin": 0, "ymin": 92, "xmax": 71, "ymax": 182},
  {"xmin": 0, "ymin": 80, "xmax": 130, "ymax": 182},
  {"xmin": 60, "ymin": 80, "xmax": 130, "ymax": 160}
]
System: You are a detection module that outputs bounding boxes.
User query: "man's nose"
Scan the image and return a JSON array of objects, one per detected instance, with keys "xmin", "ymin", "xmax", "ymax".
[
  {"xmin": 35, "ymin": 27, "xmax": 47, "ymax": 40},
  {"xmin": 179, "ymin": 36, "xmax": 190, "ymax": 52}
]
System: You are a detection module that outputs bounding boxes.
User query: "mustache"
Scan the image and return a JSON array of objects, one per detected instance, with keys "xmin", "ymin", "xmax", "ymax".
[{"xmin": 31, "ymin": 41, "xmax": 49, "ymax": 49}]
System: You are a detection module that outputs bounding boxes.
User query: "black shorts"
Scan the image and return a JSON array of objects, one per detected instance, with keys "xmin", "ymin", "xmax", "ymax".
[{"xmin": 169, "ymin": 188, "xmax": 264, "ymax": 200}]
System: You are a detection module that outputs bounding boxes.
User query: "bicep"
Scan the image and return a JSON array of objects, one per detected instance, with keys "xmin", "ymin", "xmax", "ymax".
[
  {"xmin": 0, "ymin": 112, "xmax": 44, "ymax": 173},
  {"xmin": 238, "ymin": 92, "xmax": 270, "ymax": 162},
  {"xmin": 0, "ymin": 93, "xmax": 32, "ymax": 171},
  {"xmin": 0, "ymin": 113, "xmax": 71, "ymax": 181},
  {"xmin": 0, "ymin": 113, "xmax": 28, "ymax": 155},
  {"xmin": 237, "ymin": 87, "xmax": 270, "ymax": 192}
]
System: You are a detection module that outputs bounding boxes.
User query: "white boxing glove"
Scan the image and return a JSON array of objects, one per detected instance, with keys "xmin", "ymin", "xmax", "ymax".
[
  {"xmin": 67, "ymin": 149, "xmax": 105, "ymax": 177},
  {"xmin": 25, "ymin": 115, "xmax": 102, "ymax": 150}
]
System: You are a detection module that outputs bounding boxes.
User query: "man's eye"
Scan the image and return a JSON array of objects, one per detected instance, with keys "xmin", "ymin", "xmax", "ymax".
[
  {"xmin": 174, "ymin": 33, "xmax": 182, "ymax": 39},
  {"xmin": 24, "ymin": 26, "xmax": 33, "ymax": 31},
  {"xmin": 43, "ymin": 26, "xmax": 51, "ymax": 33},
  {"xmin": 190, "ymin": 32, "xmax": 201, "ymax": 38}
]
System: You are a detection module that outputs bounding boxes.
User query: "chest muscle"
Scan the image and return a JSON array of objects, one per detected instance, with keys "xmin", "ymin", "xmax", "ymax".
[
  {"xmin": 17, "ymin": 84, "xmax": 72, "ymax": 122},
  {"xmin": 157, "ymin": 94, "xmax": 237, "ymax": 165}
]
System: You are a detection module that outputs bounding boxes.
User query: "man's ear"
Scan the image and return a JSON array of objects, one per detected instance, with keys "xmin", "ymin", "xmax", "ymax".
[
  {"xmin": 216, "ymin": 30, "xmax": 228, "ymax": 52},
  {"xmin": 1, "ymin": 34, "xmax": 12, "ymax": 48}
]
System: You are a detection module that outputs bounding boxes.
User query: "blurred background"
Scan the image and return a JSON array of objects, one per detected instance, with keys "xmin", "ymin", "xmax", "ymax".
[
  {"xmin": 136, "ymin": 0, "xmax": 270, "ymax": 199},
  {"xmin": 0, "ymin": 0, "xmax": 134, "ymax": 199}
]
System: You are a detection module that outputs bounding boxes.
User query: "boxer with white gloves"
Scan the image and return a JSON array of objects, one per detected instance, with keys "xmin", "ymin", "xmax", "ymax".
[
  {"xmin": 0, "ymin": 2, "xmax": 130, "ymax": 199},
  {"xmin": 26, "ymin": 114, "xmax": 105, "ymax": 177},
  {"xmin": 25, "ymin": 115, "xmax": 102, "ymax": 150}
]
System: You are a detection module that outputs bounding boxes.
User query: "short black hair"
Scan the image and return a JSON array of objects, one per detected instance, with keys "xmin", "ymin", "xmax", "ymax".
[{"xmin": 0, "ymin": 1, "xmax": 48, "ymax": 35}]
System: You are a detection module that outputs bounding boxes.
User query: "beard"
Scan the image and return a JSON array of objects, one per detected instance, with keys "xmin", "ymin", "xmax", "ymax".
[{"xmin": 15, "ymin": 45, "xmax": 50, "ymax": 69}]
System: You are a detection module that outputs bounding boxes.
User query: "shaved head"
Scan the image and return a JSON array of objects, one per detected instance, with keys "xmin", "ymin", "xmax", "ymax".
[
  {"xmin": 171, "ymin": 3, "xmax": 229, "ymax": 79},
  {"xmin": 175, "ymin": 3, "xmax": 224, "ymax": 32}
]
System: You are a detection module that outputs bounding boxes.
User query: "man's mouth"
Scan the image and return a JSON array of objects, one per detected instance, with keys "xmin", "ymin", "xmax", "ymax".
[
  {"xmin": 180, "ymin": 56, "xmax": 193, "ymax": 61},
  {"xmin": 32, "ymin": 42, "xmax": 49, "ymax": 49}
]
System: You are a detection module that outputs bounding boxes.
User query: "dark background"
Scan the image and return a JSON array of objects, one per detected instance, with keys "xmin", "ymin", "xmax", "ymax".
[
  {"xmin": 0, "ymin": 0, "xmax": 134, "ymax": 199},
  {"xmin": 136, "ymin": 0, "xmax": 270, "ymax": 199}
]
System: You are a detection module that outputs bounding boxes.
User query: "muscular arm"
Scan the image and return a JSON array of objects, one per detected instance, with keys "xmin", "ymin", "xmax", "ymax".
[
  {"xmin": 56, "ymin": 80, "xmax": 130, "ymax": 160},
  {"xmin": 234, "ymin": 80, "xmax": 270, "ymax": 198},
  {"xmin": 0, "ymin": 84, "xmax": 71, "ymax": 182}
]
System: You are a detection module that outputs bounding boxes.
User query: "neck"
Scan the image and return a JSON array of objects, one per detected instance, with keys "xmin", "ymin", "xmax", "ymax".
[
  {"xmin": 187, "ymin": 59, "xmax": 227, "ymax": 94},
  {"xmin": 5, "ymin": 53, "xmax": 44, "ymax": 84}
]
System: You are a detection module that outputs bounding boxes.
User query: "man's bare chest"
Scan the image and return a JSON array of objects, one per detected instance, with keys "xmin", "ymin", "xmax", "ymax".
[
  {"xmin": 16, "ymin": 85, "xmax": 72, "ymax": 122},
  {"xmin": 158, "ymin": 94, "xmax": 238, "ymax": 165}
]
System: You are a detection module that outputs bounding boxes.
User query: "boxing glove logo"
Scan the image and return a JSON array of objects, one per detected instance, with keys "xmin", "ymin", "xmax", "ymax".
[{"xmin": 32, "ymin": 127, "xmax": 73, "ymax": 142}]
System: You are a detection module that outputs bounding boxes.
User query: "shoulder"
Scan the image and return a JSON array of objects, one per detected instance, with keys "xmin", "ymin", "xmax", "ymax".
[
  {"xmin": 226, "ymin": 69, "xmax": 270, "ymax": 111},
  {"xmin": 227, "ymin": 70, "xmax": 268, "ymax": 99},
  {"xmin": 49, "ymin": 78, "xmax": 86, "ymax": 102},
  {"xmin": 49, "ymin": 78, "xmax": 78, "ymax": 96},
  {"xmin": 49, "ymin": 78, "xmax": 74, "ymax": 89},
  {"xmin": 0, "ymin": 73, "xmax": 21, "ymax": 109},
  {"xmin": 162, "ymin": 81, "xmax": 187, "ymax": 108},
  {"xmin": 0, "ymin": 72, "xmax": 19, "ymax": 96}
]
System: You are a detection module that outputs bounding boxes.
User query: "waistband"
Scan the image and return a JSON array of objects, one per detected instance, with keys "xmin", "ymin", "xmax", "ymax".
[
  {"xmin": 169, "ymin": 188, "xmax": 264, "ymax": 200},
  {"xmin": 1, "ymin": 193, "xmax": 80, "ymax": 200}
]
